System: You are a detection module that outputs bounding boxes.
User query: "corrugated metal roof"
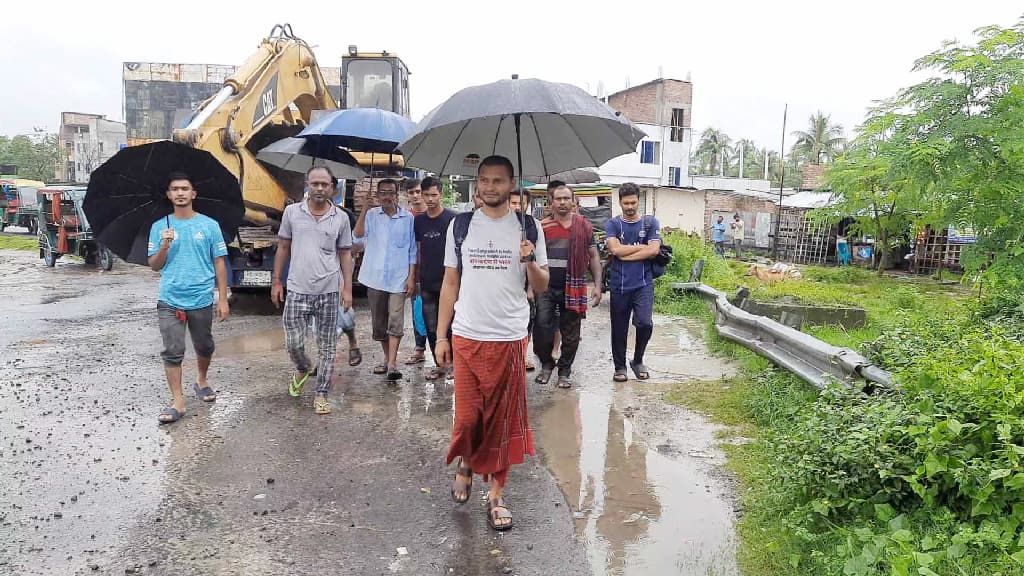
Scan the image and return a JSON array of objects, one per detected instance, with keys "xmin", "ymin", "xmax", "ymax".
[{"xmin": 782, "ymin": 191, "xmax": 835, "ymax": 209}]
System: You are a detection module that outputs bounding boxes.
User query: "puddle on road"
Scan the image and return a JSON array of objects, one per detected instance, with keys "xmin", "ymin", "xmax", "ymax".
[
  {"xmin": 216, "ymin": 327, "xmax": 286, "ymax": 357},
  {"xmin": 535, "ymin": 314, "xmax": 740, "ymax": 576}
]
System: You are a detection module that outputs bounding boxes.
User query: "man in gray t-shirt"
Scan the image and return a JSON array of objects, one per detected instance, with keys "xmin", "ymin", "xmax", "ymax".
[{"xmin": 271, "ymin": 166, "xmax": 354, "ymax": 416}]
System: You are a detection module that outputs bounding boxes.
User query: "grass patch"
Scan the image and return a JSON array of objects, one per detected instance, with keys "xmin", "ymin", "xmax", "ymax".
[
  {"xmin": 652, "ymin": 233, "xmax": 1024, "ymax": 576},
  {"xmin": 0, "ymin": 234, "xmax": 37, "ymax": 251}
]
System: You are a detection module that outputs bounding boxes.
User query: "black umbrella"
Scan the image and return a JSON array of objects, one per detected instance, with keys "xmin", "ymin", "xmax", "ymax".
[
  {"xmin": 398, "ymin": 77, "xmax": 645, "ymax": 231},
  {"xmin": 84, "ymin": 140, "xmax": 244, "ymax": 265}
]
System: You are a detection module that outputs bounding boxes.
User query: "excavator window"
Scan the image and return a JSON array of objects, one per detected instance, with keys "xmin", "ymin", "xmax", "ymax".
[{"xmin": 346, "ymin": 59, "xmax": 394, "ymax": 111}]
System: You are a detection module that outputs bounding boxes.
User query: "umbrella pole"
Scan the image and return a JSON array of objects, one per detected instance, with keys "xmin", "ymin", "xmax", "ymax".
[{"xmin": 514, "ymin": 114, "xmax": 525, "ymax": 235}]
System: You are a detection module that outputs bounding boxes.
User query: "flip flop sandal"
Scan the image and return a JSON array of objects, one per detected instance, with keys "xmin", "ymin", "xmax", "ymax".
[
  {"xmin": 487, "ymin": 497, "xmax": 514, "ymax": 531},
  {"xmin": 158, "ymin": 407, "xmax": 183, "ymax": 424},
  {"xmin": 630, "ymin": 361, "xmax": 651, "ymax": 380},
  {"xmin": 425, "ymin": 368, "xmax": 445, "ymax": 381},
  {"xmin": 348, "ymin": 348, "xmax": 363, "ymax": 367},
  {"xmin": 290, "ymin": 371, "xmax": 311, "ymax": 397},
  {"xmin": 404, "ymin": 353, "xmax": 425, "ymax": 365},
  {"xmin": 535, "ymin": 366, "xmax": 553, "ymax": 385},
  {"xmin": 613, "ymin": 370, "xmax": 628, "ymax": 382},
  {"xmin": 451, "ymin": 460, "xmax": 473, "ymax": 504},
  {"xmin": 193, "ymin": 383, "xmax": 217, "ymax": 402},
  {"xmin": 386, "ymin": 369, "xmax": 403, "ymax": 382},
  {"xmin": 314, "ymin": 397, "xmax": 331, "ymax": 415},
  {"xmin": 525, "ymin": 360, "xmax": 536, "ymax": 371},
  {"xmin": 556, "ymin": 375, "xmax": 573, "ymax": 389},
  {"xmin": 372, "ymin": 364, "xmax": 387, "ymax": 375}
]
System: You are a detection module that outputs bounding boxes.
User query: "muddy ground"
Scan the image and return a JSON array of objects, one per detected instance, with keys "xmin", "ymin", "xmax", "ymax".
[{"xmin": 0, "ymin": 246, "xmax": 740, "ymax": 576}]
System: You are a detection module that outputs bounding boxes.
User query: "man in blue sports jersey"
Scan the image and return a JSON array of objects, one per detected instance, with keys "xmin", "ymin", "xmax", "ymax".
[
  {"xmin": 604, "ymin": 182, "xmax": 661, "ymax": 383},
  {"xmin": 147, "ymin": 171, "xmax": 230, "ymax": 424}
]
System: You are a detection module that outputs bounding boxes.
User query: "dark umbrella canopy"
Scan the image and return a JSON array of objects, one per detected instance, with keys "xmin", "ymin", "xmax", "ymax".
[
  {"xmin": 84, "ymin": 140, "xmax": 244, "ymax": 265},
  {"xmin": 297, "ymin": 107, "xmax": 418, "ymax": 154},
  {"xmin": 524, "ymin": 168, "xmax": 600, "ymax": 185},
  {"xmin": 256, "ymin": 137, "xmax": 367, "ymax": 181},
  {"xmin": 398, "ymin": 78, "xmax": 647, "ymax": 177}
]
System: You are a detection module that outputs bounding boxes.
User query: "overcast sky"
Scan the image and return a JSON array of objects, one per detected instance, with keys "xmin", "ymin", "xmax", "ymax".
[{"xmin": 1, "ymin": 1, "xmax": 1020, "ymax": 150}]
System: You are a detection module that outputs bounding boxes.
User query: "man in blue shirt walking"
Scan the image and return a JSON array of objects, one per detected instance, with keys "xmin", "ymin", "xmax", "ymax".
[
  {"xmin": 147, "ymin": 171, "xmax": 229, "ymax": 424},
  {"xmin": 354, "ymin": 178, "xmax": 417, "ymax": 381},
  {"xmin": 604, "ymin": 183, "xmax": 661, "ymax": 382}
]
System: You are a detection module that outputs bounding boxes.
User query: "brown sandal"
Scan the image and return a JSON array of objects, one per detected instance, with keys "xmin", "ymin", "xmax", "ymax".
[
  {"xmin": 451, "ymin": 460, "xmax": 473, "ymax": 504},
  {"xmin": 487, "ymin": 497, "xmax": 514, "ymax": 531}
]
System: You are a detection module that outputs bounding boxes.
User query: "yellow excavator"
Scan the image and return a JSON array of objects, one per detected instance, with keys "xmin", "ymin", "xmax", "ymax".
[{"xmin": 172, "ymin": 23, "xmax": 411, "ymax": 288}]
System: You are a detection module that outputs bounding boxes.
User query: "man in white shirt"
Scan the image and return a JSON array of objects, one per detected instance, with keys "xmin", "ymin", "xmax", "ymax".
[{"xmin": 434, "ymin": 155, "xmax": 549, "ymax": 532}]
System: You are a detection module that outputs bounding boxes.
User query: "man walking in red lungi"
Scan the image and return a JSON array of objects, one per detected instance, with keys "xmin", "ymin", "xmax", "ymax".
[{"xmin": 434, "ymin": 155, "xmax": 549, "ymax": 531}]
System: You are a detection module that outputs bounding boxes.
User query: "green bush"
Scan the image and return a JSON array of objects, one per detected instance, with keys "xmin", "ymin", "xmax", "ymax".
[{"xmin": 764, "ymin": 319, "xmax": 1024, "ymax": 575}]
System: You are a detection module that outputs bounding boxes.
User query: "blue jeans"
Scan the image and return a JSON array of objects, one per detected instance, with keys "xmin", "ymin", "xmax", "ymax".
[{"xmin": 609, "ymin": 285, "xmax": 654, "ymax": 371}]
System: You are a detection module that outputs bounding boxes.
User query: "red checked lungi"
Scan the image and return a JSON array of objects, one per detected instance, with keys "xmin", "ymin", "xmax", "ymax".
[{"xmin": 445, "ymin": 335, "xmax": 534, "ymax": 485}]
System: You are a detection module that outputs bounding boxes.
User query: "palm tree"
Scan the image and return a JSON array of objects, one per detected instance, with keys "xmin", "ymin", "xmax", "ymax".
[
  {"xmin": 693, "ymin": 128, "xmax": 733, "ymax": 176},
  {"xmin": 750, "ymin": 147, "xmax": 781, "ymax": 182},
  {"xmin": 731, "ymin": 138, "xmax": 757, "ymax": 178},
  {"xmin": 791, "ymin": 111, "xmax": 845, "ymax": 165}
]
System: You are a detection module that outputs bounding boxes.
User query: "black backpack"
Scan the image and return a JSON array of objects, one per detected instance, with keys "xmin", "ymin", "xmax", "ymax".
[
  {"xmin": 453, "ymin": 211, "xmax": 538, "ymax": 276},
  {"xmin": 642, "ymin": 215, "xmax": 673, "ymax": 278}
]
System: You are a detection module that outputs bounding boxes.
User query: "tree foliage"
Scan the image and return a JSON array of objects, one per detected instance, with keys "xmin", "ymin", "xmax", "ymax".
[
  {"xmin": 0, "ymin": 131, "xmax": 60, "ymax": 182},
  {"xmin": 791, "ymin": 111, "xmax": 845, "ymax": 165},
  {"xmin": 827, "ymin": 19, "xmax": 1024, "ymax": 289}
]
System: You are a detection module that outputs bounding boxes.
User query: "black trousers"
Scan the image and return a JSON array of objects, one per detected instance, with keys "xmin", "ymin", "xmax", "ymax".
[{"xmin": 532, "ymin": 289, "xmax": 582, "ymax": 376}]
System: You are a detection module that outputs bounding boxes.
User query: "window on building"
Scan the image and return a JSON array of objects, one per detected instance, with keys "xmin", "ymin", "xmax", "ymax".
[
  {"xmin": 640, "ymin": 141, "xmax": 661, "ymax": 164},
  {"xmin": 670, "ymin": 108, "xmax": 685, "ymax": 142},
  {"xmin": 669, "ymin": 166, "xmax": 682, "ymax": 186}
]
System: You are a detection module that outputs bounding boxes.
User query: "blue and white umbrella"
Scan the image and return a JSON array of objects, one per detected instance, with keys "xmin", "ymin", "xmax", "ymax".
[{"xmin": 297, "ymin": 107, "xmax": 418, "ymax": 154}]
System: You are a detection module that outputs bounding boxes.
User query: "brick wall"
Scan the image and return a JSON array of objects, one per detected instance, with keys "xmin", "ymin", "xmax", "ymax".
[
  {"xmin": 607, "ymin": 79, "xmax": 692, "ymax": 126},
  {"xmin": 703, "ymin": 190, "xmax": 777, "ymax": 240}
]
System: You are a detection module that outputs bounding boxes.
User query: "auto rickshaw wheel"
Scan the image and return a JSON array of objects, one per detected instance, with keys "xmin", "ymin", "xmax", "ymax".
[{"xmin": 99, "ymin": 248, "xmax": 114, "ymax": 271}]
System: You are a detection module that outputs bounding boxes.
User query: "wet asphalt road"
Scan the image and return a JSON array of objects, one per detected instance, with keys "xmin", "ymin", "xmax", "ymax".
[{"xmin": 0, "ymin": 247, "xmax": 740, "ymax": 576}]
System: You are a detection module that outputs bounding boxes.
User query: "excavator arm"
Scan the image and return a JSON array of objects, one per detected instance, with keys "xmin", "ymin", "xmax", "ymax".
[{"xmin": 173, "ymin": 24, "xmax": 337, "ymax": 224}]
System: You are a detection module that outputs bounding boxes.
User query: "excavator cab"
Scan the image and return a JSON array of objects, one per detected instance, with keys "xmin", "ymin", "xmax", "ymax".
[{"xmin": 341, "ymin": 47, "xmax": 410, "ymax": 118}]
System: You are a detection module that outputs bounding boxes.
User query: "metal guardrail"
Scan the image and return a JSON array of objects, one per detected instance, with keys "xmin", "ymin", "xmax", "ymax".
[{"xmin": 673, "ymin": 282, "xmax": 893, "ymax": 390}]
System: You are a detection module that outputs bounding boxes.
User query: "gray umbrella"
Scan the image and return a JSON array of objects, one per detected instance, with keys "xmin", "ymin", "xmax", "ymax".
[
  {"xmin": 398, "ymin": 78, "xmax": 646, "ymax": 177},
  {"xmin": 524, "ymin": 168, "xmax": 600, "ymax": 185},
  {"xmin": 256, "ymin": 137, "xmax": 367, "ymax": 181}
]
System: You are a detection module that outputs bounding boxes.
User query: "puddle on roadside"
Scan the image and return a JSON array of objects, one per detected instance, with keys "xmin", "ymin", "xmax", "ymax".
[{"xmin": 535, "ymin": 314, "xmax": 740, "ymax": 576}]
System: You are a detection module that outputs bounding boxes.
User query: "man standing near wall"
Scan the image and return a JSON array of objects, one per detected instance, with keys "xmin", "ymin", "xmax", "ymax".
[
  {"xmin": 712, "ymin": 215, "xmax": 727, "ymax": 257},
  {"xmin": 731, "ymin": 213, "xmax": 744, "ymax": 260},
  {"xmin": 605, "ymin": 182, "xmax": 661, "ymax": 382},
  {"xmin": 354, "ymin": 178, "xmax": 417, "ymax": 381}
]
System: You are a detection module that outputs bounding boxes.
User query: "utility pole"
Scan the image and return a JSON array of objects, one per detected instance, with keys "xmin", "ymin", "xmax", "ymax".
[{"xmin": 772, "ymin": 104, "xmax": 788, "ymax": 260}]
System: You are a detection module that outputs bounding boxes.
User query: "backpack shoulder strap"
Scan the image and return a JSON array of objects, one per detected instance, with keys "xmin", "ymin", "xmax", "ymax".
[{"xmin": 453, "ymin": 211, "xmax": 474, "ymax": 276}]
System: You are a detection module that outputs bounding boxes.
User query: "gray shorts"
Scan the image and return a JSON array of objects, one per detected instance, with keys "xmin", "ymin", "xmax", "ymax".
[
  {"xmin": 158, "ymin": 301, "xmax": 215, "ymax": 366},
  {"xmin": 366, "ymin": 288, "xmax": 405, "ymax": 341}
]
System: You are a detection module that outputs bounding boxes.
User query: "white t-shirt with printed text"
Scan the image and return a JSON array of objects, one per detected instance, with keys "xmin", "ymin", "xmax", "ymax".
[{"xmin": 444, "ymin": 210, "xmax": 548, "ymax": 341}]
